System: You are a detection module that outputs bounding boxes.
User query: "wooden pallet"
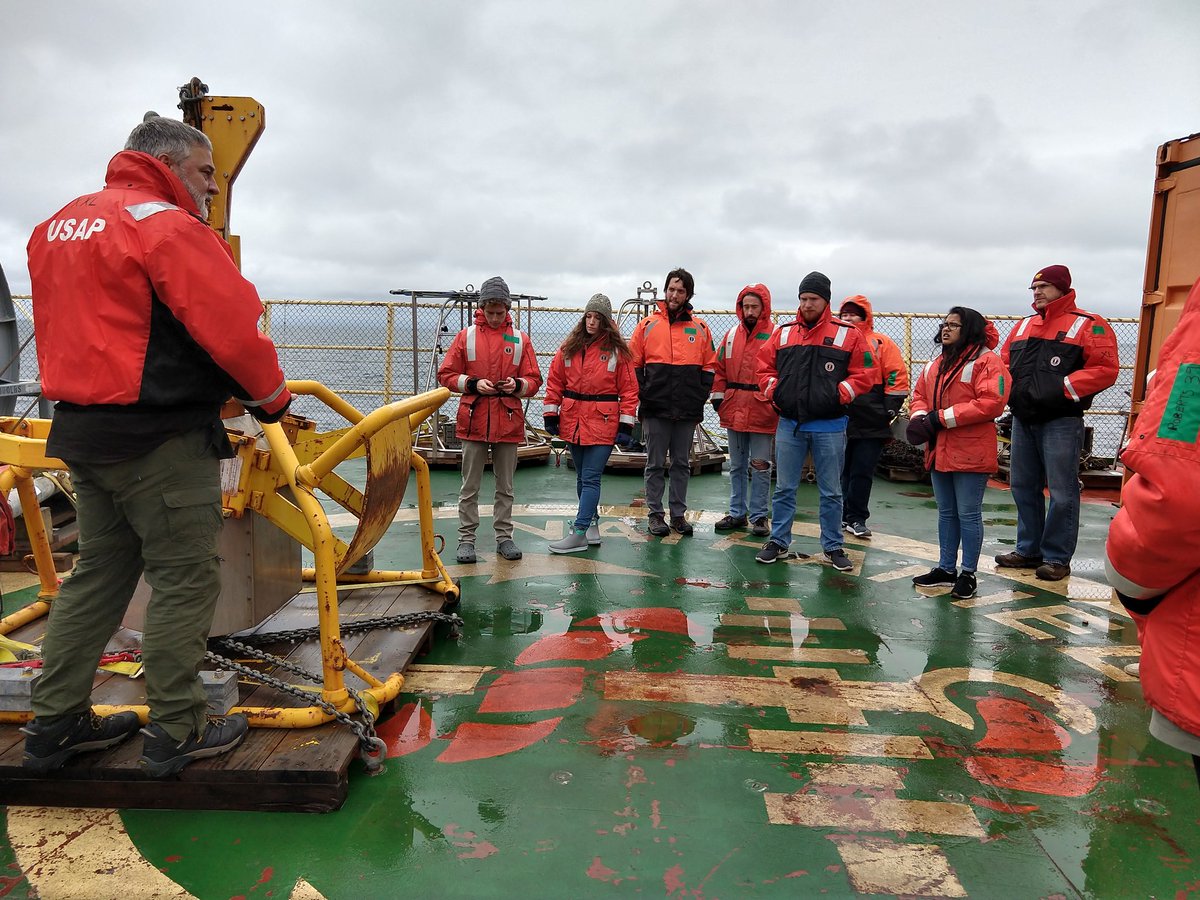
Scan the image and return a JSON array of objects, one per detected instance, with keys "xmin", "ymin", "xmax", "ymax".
[{"xmin": 0, "ymin": 582, "xmax": 453, "ymax": 813}]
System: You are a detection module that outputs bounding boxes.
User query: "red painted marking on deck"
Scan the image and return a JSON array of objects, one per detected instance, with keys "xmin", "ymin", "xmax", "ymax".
[
  {"xmin": 478, "ymin": 667, "xmax": 585, "ymax": 713},
  {"xmin": 577, "ymin": 607, "xmax": 692, "ymax": 636},
  {"xmin": 651, "ymin": 799, "xmax": 663, "ymax": 828},
  {"xmin": 164, "ymin": 855, "xmax": 182, "ymax": 863},
  {"xmin": 674, "ymin": 577, "xmax": 730, "ymax": 589},
  {"xmin": 437, "ymin": 718, "xmax": 563, "ymax": 763},
  {"xmin": 625, "ymin": 765, "xmax": 648, "ymax": 789},
  {"xmin": 516, "ymin": 631, "xmax": 643, "ymax": 665},
  {"xmin": 376, "ymin": 701, "xmax": 434, "ymax": 758},
  {"xmin": 971, "ymin": 795, "xmax": 1040, "ymax": 814},
  {"xmin": 664, "ymin": 864, "xmax": 686, "ymax": 894},
  {"xmin": 587, "ymin": 857, "xmax": 622, "ymax": 883},
  {"xmin": 255, "ymin": 867, "xmax": 273, "ymax": 884},
  {"xmin": 966, "ymin": 757, "xmax": 1100, "ymax": 796},
  {"xmin": 974, "ymin": 697, "xmax": 1071, "ymax": 751}
]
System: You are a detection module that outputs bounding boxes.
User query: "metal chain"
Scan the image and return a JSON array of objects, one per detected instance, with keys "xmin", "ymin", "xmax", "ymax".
[{"xmin": 204, "ymin": 609, "xmax": 462, "ymax": 770}]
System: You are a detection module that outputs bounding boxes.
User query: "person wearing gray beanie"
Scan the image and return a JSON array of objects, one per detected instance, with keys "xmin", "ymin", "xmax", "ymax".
[
  {"xmin": 797, "ymin": 271, "xmax": 831, "ymax": 303},
  {"xmin": 438, "ymin": 275, "xmax": 543, "ymax": 564},
  {"xmin": 544, "ymin": 292, "xmax": 638, "ymax": 553}
]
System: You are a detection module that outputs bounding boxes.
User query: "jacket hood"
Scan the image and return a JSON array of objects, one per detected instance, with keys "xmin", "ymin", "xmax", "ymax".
[
  {"xmin": 104, "ymin": 150, "xmax": 202, "ymax": 217},
  {"xmin": 1032, "ymin": 288, "xmax": 1079, "ymax": 319},
  {"xmin": 838, "ymin": 294, "xmax": 874, "ymax": 331},
  {"xmin": 474, "ymin": 307, "xmax": 514, "ymax": 329},
  {"xmin": 984, "ymin": 318, "xmax": 1000, "ymax": 349},
  {"xmin": 655, "ymin": 299, "xmax": 693, "ymax": 321},
  {"xmin": 736, "ymin": 284, "xmax": 772, "ymax": 326},
  {"xmin": 791, "ymin": 299, "xmax": 833, "ymax": 329}
]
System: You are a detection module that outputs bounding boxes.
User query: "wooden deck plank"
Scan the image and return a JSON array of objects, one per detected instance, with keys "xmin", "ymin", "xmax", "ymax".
[{"xmin": 0, "ymin": 582, "xmax": 448, "ymax": 812}]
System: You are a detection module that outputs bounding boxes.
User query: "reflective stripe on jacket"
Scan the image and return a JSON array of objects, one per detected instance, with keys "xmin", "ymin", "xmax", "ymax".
[
  {"xmin": 1105, "ymin": 275, "xmax": 1200, "ymax": 738},
  {"xmin": 629, "ymin": 302, "xmax": 717, "ymax": 420},
  {"xmin": 544, "ymin": 344, "xmax": 638, "ymax": 446},
  {"xmin": 1001, "ymin": 290, "xmax": 1119, "ymax": 423},
  {"xmin": 437, "ymin": 309, "xmax": 543, "ymax": 443},
  {"xmin": 712, "ymin": 284, "xmax": 779, "ymax": 434}
]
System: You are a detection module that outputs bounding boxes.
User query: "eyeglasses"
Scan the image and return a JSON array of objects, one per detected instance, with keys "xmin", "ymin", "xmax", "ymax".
[{"xmin": 939, "ymin": 322, "xmax": 962, "ymax": 330}]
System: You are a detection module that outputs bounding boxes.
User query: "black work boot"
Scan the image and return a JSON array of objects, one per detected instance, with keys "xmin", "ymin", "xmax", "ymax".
[
  {"xmin": 139, "ymin": 714, "xmax": 250, "ymax": 778},
  {"xmin": 21, "ymin": 710, "xmax": 142, "ymax": 774}
]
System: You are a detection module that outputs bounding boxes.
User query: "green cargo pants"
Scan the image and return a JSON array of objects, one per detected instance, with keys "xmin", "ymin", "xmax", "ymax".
[{"xmin": 32, "ymin": 428, "xmax": 223, "ymax": 741}]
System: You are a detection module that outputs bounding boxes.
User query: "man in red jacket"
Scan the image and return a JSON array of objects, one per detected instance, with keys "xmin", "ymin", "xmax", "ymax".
[
  {"xmin": 1107, "ymin": 276, "xmax": 1200, "ymax": 789},
  {"xmin": 711, "ymin": 284, "xmax": 777, "ymax": 537},
  {"xmin": 997, "ymin": 266, "xmax": 1119, "ymax": 581},
  {"xmin": 438, "ymin": 277, "xmax": 542, "ymax": 564},
  {"xmin": 22, "ymin": 116, "xmax": 291, "ymax": 777}
]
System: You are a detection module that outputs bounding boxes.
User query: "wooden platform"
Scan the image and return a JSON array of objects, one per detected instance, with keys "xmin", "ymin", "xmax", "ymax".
[{"xmin": 0, "ymin": 582, "xmax": 453, "ymax": 813}]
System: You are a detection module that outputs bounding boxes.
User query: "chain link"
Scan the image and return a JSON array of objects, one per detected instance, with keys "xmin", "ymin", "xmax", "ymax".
[{"xmin": 205, "ymin": 609, "xmax": 462, "ymax": 769}]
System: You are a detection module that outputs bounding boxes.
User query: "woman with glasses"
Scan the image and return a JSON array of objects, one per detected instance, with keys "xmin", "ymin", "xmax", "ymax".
[
  {"xmin": 543, "ymin": 293, "xmax": 639, "ymax": 553},
  {"xmin": 906, "ymin": 308, "xmax": 1010, "ymax": 599}
]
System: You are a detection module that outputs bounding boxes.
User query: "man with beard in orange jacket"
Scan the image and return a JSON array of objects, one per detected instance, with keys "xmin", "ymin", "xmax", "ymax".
[
  {"xmin": 1107, "ymin": 276, "xmax": 1200, "ymax": 789},
  {"xmin": 837, "ymin": 295, "xmax": 909, "ymax": 538},
  {"xmin": 712, "ymin": 284, "xmax": 778, "ymax": 537},
  {"xmin": 439, "ymin": 277, "xmax": 542, "ymax": 564}
]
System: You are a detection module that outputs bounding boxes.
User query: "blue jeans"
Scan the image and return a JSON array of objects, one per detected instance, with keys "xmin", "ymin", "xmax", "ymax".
[
  {"xmin": 727, "ymin": 429, "xmax": 773, "ymax": 520},
  {"xmin": 929, "ymin": 469, "xmax": 989, "ymax": 572},
  {"xmin": 567, "ymin": 443, "xmax": 613, "ymax": 531},
  {"xmin": 769, "ymin": 421, "xmax": 846, "ymax": 553},
  {"xmin": 1009, "ymin": 417, "xmax": 1083, "ymax": 565}
]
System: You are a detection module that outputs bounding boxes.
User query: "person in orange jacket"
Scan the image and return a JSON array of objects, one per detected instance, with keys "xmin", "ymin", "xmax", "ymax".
[
  {"xmin": 1107, "ymin": 275, "xmax": 1200, "ymax": 789},
  {"xmin": 754, "ymin": 272, "xmax": 875, "ymax": 570},
  {"xmin": 837, "ymin": 295, "xmax": 910, "ymax": 538},
  {"xmin": 542, "ymin": 293, "xmax": 638, "ymax": 553},
  {"xmin": 438, "ymin": 277, "xmax": 542, "ymax": 564},
  {"xmin": 629, "ymin": 268, "xmax": 717, "ymax": 537},
  {"xmin": 907, "ymin": 307, "xmax": 1011, "ymax": 599},
  {"xmin": 711, "ymin": 284, "xmax": 778, "ymax": 537},
  {"xmin": 996, "ymin": 266, "xmax": 1119, "ymax": 581}
]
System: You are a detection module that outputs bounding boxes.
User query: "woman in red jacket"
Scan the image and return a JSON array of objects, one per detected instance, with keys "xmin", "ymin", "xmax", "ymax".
[
  {"xmin": 907, "ymin": 307, "xmax": 1011, "ymax": 599},
  {"xmin": 543, "ymin": 294, "xmax": 639, "ymax": 553}
]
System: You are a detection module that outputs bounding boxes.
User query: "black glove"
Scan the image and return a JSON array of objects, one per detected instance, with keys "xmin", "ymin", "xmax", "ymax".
[
  {"xmin": 465, "ymin": 377, "xmax": 480, "ymax": 394},
  {"xmin": 711, "ymin": 398, "xmax": 723, "ymax": 413},
  {"xmin": 543, "ymin": 416, "xmax": 559, "ymax": 437},
  {"xmin": 1115, "ymin": 590, "xmax": 1165, "ymax": 616},
  {"xmin": 906, "ymin": 414, "xmax": 938, "ymax": 445},
  {"xmin": 615, "ymin": 422, "xmax": 634, "ymax": 448}
]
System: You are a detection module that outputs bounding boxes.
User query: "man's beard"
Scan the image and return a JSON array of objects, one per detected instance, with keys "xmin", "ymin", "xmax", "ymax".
[
  {"xmin": 743, "ymin": 314, "xmax": 758, "ymax": 330},
  {"xmin": 190, "ymin": 189, "xmax": 211, "ymax": 219}
]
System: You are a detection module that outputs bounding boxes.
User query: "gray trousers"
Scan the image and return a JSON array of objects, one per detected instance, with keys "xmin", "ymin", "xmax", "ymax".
[
  {"xmin": 643, "ymin": 417, "xmax": 696, "ymax": 518},
  {"xmin": 32, "ymin": 429, "xmax": 223, "ymax": 741},
  {"xmin": 459, "ymin": 439, "xmax": 518, "ymax": 543}
]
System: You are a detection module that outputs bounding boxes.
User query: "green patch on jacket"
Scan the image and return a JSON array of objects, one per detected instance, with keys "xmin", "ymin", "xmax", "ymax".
[
  {"xmin": 999, "ymin": 375, "xmax": 1005, "ymax": 395},
  {"xmin": 1092, "ymin": 325, "xmax": 1107, "ymax": 335},
  {"xmin": 756, "ymin": 332, "xmax": 769, "ymax": 340},
  {"xmin": 863, "ymin": 350, "xmax": 875, "ymax": 368},
  {"xmin": 1158, "ymin": 363, "xmax": 1200, "ymax": 443},
  {"xmin": 886, "ymin": 371, "xmax": 897, "ymax": 386},
  {"xmin": 684, "ymin": 327, "xmax": 698, "ymax": 335},
  {"xmin": 503, "ymin": 333, "xmax": 520, "ymax": 344}
]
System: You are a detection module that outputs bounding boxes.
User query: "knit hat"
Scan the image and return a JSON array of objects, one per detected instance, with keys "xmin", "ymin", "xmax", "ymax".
[
  {"xmin": 478, "ymin": 275, "xmax": 511, "ymax": 307},
  {"xmin": 584, "ymin": 293, "xmax": 613, "ymax": 319},
  {"xmin": 797, "ymin": 271, "xmax": 831, "ymax": 302},
  {"xmin": 1031, "ymin": 265, "xmax": 1071, "ymax": 293}
]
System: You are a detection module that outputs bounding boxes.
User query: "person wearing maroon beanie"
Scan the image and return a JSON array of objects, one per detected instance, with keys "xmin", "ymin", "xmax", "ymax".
[{"xmin": 995, "ymin": 265, "xmax": 1119, "ymax": 581}]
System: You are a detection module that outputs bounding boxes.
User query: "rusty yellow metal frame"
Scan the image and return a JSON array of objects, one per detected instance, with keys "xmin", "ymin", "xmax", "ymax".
[{"xmin": 0, "ymin": 384, "xmax": 455, "ymax": 730}]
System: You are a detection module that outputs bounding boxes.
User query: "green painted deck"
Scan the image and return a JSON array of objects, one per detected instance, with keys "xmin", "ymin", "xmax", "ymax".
[{"xmin": 2, "ymin": 461, "xmax": 1197, "ymax": 898}]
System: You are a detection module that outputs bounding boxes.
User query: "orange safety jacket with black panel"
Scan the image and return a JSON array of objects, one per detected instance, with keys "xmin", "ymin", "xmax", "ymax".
[
  {"xmin": 27, "ymin": 151, "xmax": 291, "ymax": 463},
  {"xmin": 840, "ymin": 295, "xmax": 910, "ymax": 440},
  {"xmin": 629, "ymin": 302, "xmax": 717, "ymax": 421},
  {"xmin": 1000, "ymin": 290, "xmax": 1119, "ymax": 424},
  {"xmin": 756, "ymin": 304, "xmax": 875, "ymax": 425}
]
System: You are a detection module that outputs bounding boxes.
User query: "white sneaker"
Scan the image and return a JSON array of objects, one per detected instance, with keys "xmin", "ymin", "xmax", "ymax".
[
  {"xmin": 585, "ymin": 523, "xmax": 601, "ymax": 546},
  {"xmin": 549, "ymin": 530, "xmax": 589, "ymax": 554},
  {"xmin": 1123, "ymin": 662, "xmax": 1140, "ymax": 678}
]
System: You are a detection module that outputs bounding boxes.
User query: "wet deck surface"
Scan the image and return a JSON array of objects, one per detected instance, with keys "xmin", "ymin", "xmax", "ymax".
[{"xmin": 3, "ymin": 462, "xmax": 1198, "ymax": 898}]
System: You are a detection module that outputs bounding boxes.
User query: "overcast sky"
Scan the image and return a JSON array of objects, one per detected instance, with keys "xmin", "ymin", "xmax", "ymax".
[{"xmin": 2, "ymin": 1, "xmax": 1197, "ymax": 318}]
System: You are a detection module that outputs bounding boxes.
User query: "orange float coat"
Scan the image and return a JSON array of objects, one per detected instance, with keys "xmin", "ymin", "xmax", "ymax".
[
  {"xmin": 840, "ymin": 295, "xmax": 910, "ymax": 439},
  {"xmin": 711, "ymin": 284, "xmax": 779, "ymax": 435},
  {"xmin": 438, "ymin": 308, "xmax": 542, "ymax": 443},
  {"xmin": 1106, "ymin": 276, "xmax": 1200, "ymax": 740},
  {"xmin": 543, "ymin": 343, "xmax": 639, "ymax": 446},
  {"xmin": 629, "ymin": 302, "xmax": 717, "ymax": 421}
]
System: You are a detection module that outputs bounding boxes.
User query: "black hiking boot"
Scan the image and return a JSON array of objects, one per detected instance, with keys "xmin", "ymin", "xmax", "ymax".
[
  {"xmin": 139, "ymin": 714, "xmax": 250, "ymax": 778},
  {"xmin": 21, "ymin": 710, "xmax": 142, "ymax": 774}
]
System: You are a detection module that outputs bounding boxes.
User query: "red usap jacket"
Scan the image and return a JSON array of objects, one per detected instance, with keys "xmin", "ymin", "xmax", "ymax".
[
  {"xmin": 910, "ymin": 322, "xmax": 1010, "ymax": 473},
  {"xmin": 711, "ymin": 284, "xmax": 779, "ymax": 435},
  {"xmin": 1107, "ymin": 276, "xmax": 1200, "ymax": 740},
  {"xmin": 438, "ymin": 308, "xmax": 543, "ymax": 443},
  {"xmin": 1000, "ymin": 290, "xmax": 1119, "ymax": 424},
  {"xmin": 27, "ymin": 151, "xmax": 290, "ymax": 421},
  {"xmin": 543, "ymin": 340, "xmax": 639, "ymax": 447},
  {"xmin": 840, "ymin": 295, "xmax": 910, "ymax": 440},
  {"xmin": 756, "ymin": 303, "xmax": 875, "ymax": 425}
]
